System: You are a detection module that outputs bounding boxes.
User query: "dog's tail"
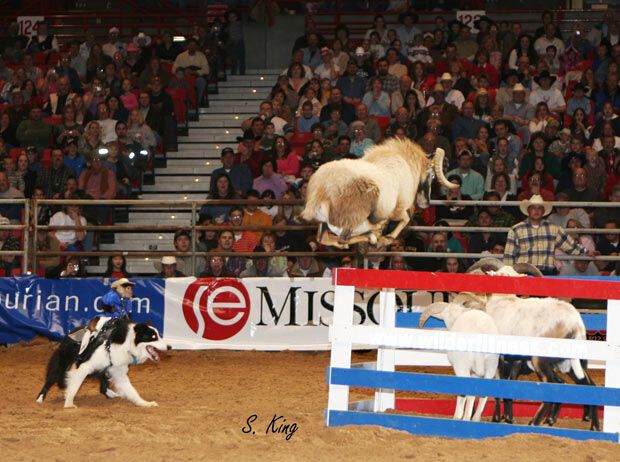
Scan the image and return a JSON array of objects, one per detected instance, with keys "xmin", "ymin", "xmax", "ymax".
[{"xmin": 36, "ymin": 335, "xmax": 80, "ymax": 403}]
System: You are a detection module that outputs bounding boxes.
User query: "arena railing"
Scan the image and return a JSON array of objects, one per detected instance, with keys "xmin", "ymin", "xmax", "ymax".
[
  {"xmin": 13, "ymin": 198, "xmax": 620, "ymax": 275},
  {"xmin": 362, "ymin": 198, "xmax": 620, "ymax": 269},
  {"xmin": 0, "ymin": 199, "xmax": 29, "ymax": 274},
  {"xmin": 30, "ymin": 198, "xmax": 350, "ymax": 274}
]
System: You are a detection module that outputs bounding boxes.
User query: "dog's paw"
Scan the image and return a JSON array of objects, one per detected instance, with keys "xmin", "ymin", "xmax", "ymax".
[
  {"xmin": 142, "ymin": 401, "xmax": 158, "ymax": 408},
  {"xmin": 64, "ymin": 403, "xmax": 77, "ymax": 409},
  {"xmin": 105, "ymin": 389, "xmax": 120, "ymax": 399}
]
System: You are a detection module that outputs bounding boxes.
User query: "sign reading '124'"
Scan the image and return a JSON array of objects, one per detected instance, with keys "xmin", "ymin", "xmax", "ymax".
[{"xmin": 17, "ymin": 16, "xmax": 44, "ymax": 37}]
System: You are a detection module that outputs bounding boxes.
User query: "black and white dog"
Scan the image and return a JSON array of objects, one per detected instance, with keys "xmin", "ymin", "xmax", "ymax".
[{"xmin": 36, "ymin": 318, "xmax": 171, "ymax": 408}]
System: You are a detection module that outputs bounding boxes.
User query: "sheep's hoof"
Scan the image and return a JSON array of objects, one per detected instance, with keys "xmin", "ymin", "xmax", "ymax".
[
  {"xmin": 545, "ymin": 416, "xmax": 557, "ymax": 426},
  {"xmin": 503, "ymin": 416, "xmax": 514, "ymax": 424},
  {"xmin": 369, "ymin": 233, "xmax": 377, "ymax": 245},
  {"xmin": 590, "ymin": 422, "xmax": 601, "ymax": 432},
  {"xmin": 376, "ymin": 236, "xmax": 393, "ymax": 249},
  {"xmin": 491, "ymin": 414, "xmax": 501, "ymax": 423}
]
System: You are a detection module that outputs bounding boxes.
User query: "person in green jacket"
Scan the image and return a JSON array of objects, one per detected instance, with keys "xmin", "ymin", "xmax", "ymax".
[{"xmin": 15, "ymin": 106, "xmax": 52, "ymax": 151}]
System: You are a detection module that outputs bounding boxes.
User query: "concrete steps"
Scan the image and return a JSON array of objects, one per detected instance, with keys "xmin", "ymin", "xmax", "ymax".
[
  {"xmin": 87, "ymin": 72, "xmax": 274, "ymax": 274},
  {"xmin": 163, "ymin": 159, "xmax": 218, "ymax": 167}
]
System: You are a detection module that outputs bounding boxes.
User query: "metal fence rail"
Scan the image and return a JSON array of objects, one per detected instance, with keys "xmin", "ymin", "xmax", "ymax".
[{"xmin": 0, "ymin": 197, "xmax": 616, "ymax": 275}]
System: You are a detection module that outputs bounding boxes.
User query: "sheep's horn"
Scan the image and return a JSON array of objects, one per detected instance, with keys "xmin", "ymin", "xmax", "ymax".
[
  {"xmin": 419, "ymin": 302, "xmax": 449, "ymax": 328},
  {"xmin": 513, "ymin": 263, "xmax": 544, "ymax": 277},
  {"xmin": 432, "ymin": 148, "xmax": 458, "ymax": 190},
  {"xmin": 466, "ymin": 257, "xmax": 504, "ymax": 274}
]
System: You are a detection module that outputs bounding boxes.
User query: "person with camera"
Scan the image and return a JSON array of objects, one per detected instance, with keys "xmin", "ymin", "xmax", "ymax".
[{"xmin": 48, "ymin": 193, "xmax": 87, "ymax": 251}]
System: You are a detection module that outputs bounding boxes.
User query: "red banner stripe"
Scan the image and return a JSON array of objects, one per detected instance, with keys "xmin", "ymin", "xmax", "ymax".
[{"xmin": 333, "ymin": 269, "xmax": 620, "ymax": 300}]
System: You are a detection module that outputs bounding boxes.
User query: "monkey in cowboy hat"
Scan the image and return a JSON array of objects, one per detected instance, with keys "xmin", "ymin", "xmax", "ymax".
[
  {"xmin": 75, "ymin": 279, "xmax": 136, "ymax": 364},
  {"xmin": 100, "ymin": 278, "xmax": 136, "ymax": 319}
]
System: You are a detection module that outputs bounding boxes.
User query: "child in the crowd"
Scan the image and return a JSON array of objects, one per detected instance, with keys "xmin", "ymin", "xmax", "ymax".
[
  {"xmin": 168, "ymin": 67, "xmax": 190, "ymax": 91},
  {"xmin": 119, "ymin": 78, "xmax": 138, "ymax": 111},
  {"xmin": 322, "ymin": 107, "xmax": 348, "ymax": 143},
  {"xmin": 3, "ymin": 156, "xmax": 24, "ymax": 192},
  {"xmin": 259, "ymin": 122, "xmax": 276, "ymax": 151},
  {"xmin": 296, "ymin": 101, "xmax": 320, "ymax": 132},
  {"xmin": 549, "ymin": 128, "xmax": 572, "ymax": 156},
  {"xmin": 542, "ymin": 45, "xmax": 561, "ymax": 74},
  {"xmin": 407, "ymin": 34, "xmax": 432, "ymax": 64}
]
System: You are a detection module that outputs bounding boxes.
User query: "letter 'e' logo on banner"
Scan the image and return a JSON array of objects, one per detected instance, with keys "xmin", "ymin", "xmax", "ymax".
[{"xmin": 182, "ymin": 279, "xmax": 250, "ymax": 340}]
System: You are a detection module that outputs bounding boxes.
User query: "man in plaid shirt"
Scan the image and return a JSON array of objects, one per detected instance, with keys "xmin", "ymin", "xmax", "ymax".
[{"xmin": 503, "ymin": 195, "xmax": 594, "ymax": 275}]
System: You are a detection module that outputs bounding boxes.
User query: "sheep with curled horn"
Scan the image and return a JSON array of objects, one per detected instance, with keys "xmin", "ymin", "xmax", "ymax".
[
  {"xmin": 456, "ymin": 258, "xmax": 599, "ymax": 430},
  {"xmin": 301, "ymin": 139, "xmax": 458, "ymax": 249},
  {"xmin": 419, "ymin": 302, "xmax": 499, "ymax": 421}
]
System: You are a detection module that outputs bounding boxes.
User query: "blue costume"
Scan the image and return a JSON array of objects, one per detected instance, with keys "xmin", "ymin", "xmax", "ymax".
[{"xmin": 100, "ymin": 290, "xmax": 132, "ymax": 319}]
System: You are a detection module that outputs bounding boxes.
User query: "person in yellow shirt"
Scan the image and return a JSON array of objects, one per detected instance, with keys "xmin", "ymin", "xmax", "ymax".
[
  {"xmin": 172, "ymin": 37, "xmax": 209, "ymax": 106},
  {"xmin": 242, "ymin": 189, "xmax": 273, "ymax": 241}
]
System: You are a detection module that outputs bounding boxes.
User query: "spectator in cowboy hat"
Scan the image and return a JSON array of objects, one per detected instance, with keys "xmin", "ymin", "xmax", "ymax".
[
  {"xmin": 502, "ymin": 83, "xmax": 535, "ymax": 142},
  {"xmin": 103, "ymin": 27, "xmax": 126, "ymax": 58},
  {"xmin": 133, "ymin": 32, "xmax": 152, "ymax": 49},
  {"xmin": 529, "ymin": 70, "xmax": 566, "ymax": 115},
  {"xmin": 154, "ymin": 256, "xmax": 185, "ymax": 278},
  {"xmin": 503, "ymin": 194, "xmax": 594, "ymax": 275}
]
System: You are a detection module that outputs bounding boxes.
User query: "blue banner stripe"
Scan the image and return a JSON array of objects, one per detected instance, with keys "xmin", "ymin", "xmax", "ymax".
[
  {"xmin": 325, "ymin": 410, "xmax": 619, "ymax": 442},
  {"xmin": 327, "ymin": 368, "xmax": 620, "ymax": 407},
  {"xmin": 0, "ymin": 277, "xmax": 165, "ymax": 344},
  {"xmin": 396, "ymin": 312, "xmax": 608, "ymax": 331}
]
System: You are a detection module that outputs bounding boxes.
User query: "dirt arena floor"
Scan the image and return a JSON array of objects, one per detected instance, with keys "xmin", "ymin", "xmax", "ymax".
[{"xmin": 1, "ymin": 340, "xmax": 619, "ymax": 462}]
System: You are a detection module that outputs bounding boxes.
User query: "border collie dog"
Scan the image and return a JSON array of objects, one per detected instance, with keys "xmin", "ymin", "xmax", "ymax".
[{"xmin": 36, "ymin": 319, "xmax": 171, "ymax": 408}]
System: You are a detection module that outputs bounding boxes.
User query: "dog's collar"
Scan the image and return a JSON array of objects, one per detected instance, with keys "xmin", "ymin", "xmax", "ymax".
[{"xmin": 130, "ymin": 354, "xmax": 139, "ymax": 366}]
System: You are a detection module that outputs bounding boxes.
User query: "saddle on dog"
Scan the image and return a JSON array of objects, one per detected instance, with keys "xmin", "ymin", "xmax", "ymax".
[{"xmin": 75, "ymin": 316, "xmax": 130, "ymax": 368}]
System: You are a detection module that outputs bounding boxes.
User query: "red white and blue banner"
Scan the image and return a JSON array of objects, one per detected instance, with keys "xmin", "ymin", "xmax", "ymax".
[
  {"xmin": 0, "ymin": 276, "xmax": 434, "ymax": 349},
  {"xmin": 0, "ymin": 276, "xmax": 611, "ymax": 349}
]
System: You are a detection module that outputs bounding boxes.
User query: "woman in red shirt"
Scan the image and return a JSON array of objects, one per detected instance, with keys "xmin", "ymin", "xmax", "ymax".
[{"xmin": 272, "ymin": 135, "xmax": 300, "ymax": 180}]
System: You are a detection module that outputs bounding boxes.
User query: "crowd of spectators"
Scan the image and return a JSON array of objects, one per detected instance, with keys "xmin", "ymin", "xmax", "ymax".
[
  {"xmin": 181, "ymin": 9, "xmax": 620, "ymax": 279},
  {"xmin": 0, "ymin": 14, "xmax": 242, "ymax": 276},
  {"xmin": 3, "ymin": 8, "xmax": 620, "ymax": 278}
]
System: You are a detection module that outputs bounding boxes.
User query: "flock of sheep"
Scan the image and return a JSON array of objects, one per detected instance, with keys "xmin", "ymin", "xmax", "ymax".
[{"xmin": 418, "ymin": 258, "xmax": 600, "ymax": 431}]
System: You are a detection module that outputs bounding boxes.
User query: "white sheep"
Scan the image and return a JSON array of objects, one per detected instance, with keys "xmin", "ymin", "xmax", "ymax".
[
  {"xmin": 419, "ymin": 302, "xmax": 499, "ymax": 421},
  {"xmin": 457, "ymin": 258, "xmax": 599, "ymax": 430}
]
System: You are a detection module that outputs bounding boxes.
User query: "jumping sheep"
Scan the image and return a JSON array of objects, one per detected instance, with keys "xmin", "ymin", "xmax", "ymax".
[{"xmin": 301, "ymin": 139, "xmax": 457, "ymax": 248}]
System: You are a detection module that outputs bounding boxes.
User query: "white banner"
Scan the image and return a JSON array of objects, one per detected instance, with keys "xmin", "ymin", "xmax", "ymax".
[
  {"xmin": 163, "ymin": 277, "xmax": 436, "ymax": 350},
  {"xmin": 17, "ymin": 16, "xmax": 44, "ymax": 37}
]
